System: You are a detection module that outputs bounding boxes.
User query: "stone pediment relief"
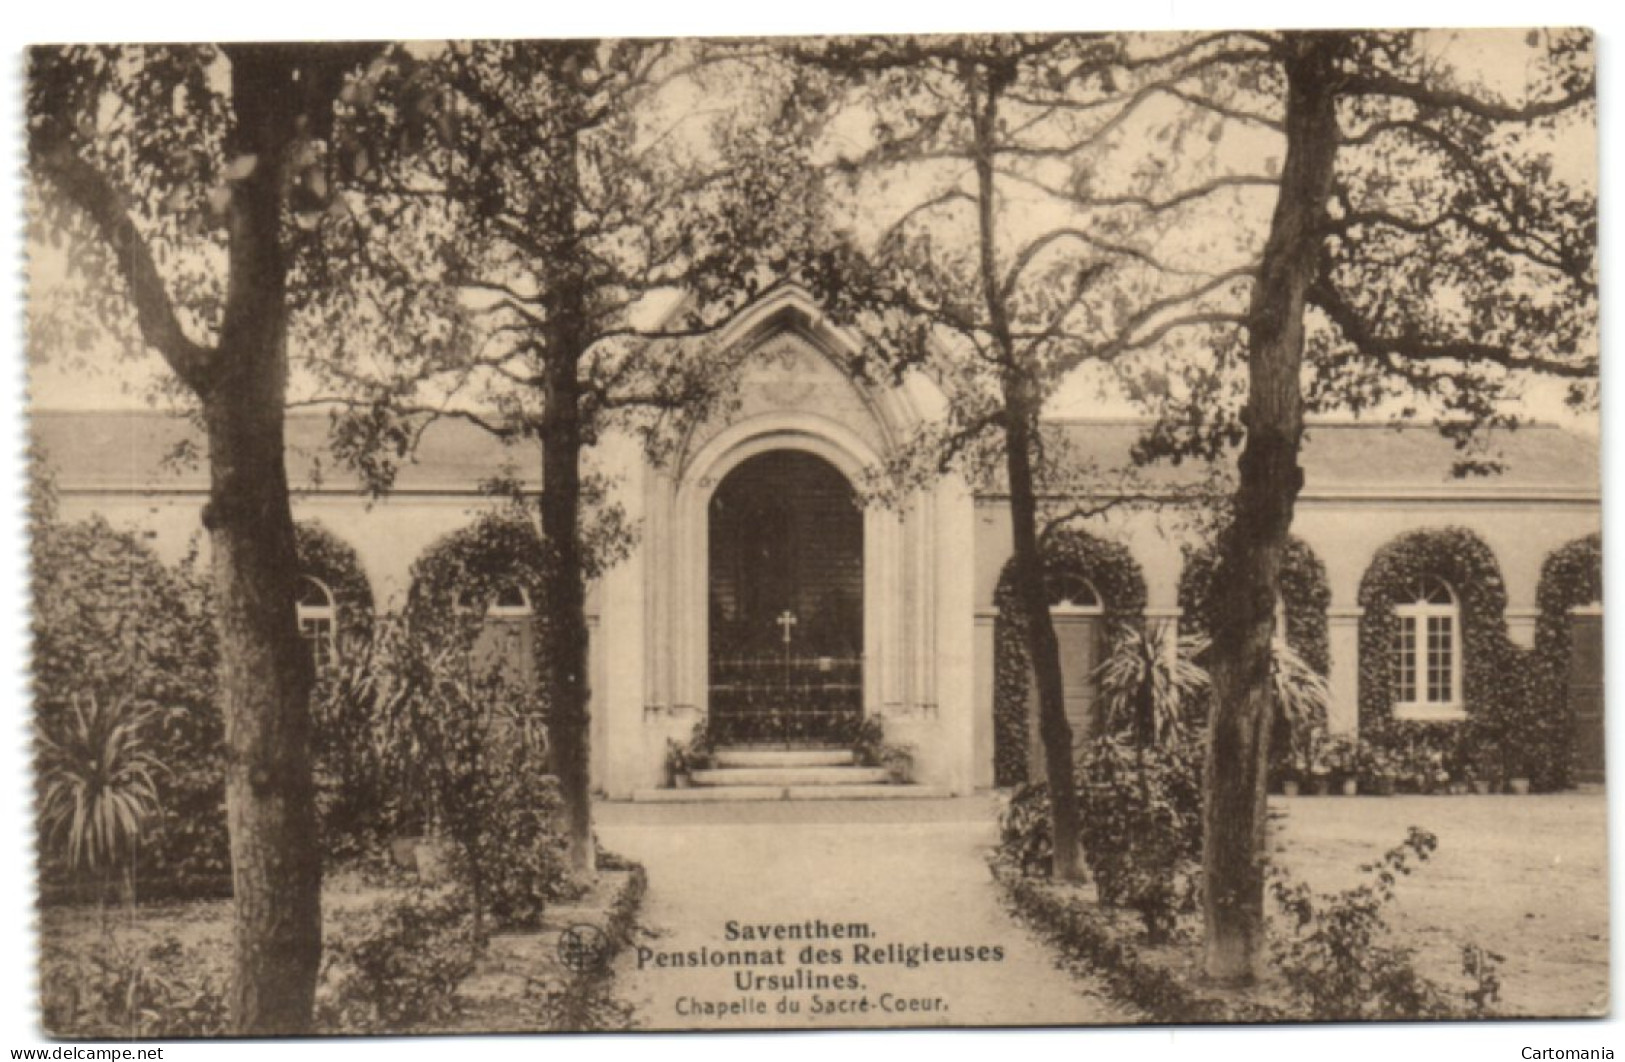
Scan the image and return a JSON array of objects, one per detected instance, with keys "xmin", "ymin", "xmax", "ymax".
[
  {"xmin": 743, "ymin": 334, "xmax": 854, "ymax": 409},
  {"xmin": 702, "ymin": 331, "xmax": 887, "ymax": 453}
]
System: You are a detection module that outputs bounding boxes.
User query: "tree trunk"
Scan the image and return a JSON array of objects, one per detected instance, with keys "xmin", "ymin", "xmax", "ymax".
[
  {"xmin": 203, "ymin": 49, "xmax": 325, "ymax": 1034},
  {"xmin": 962, "ymin": 65, "xmax": 1084, "ymax": 882},
  {"xmin": 1004, "ymin": 405, "xmax": 1084, "ymax": 881},
  {"xmin": 166, "ymin": 49, "xmax": 328, "ymax": 1034},
  {"xmin": 1201, "ymin": 35, "xmax": 1342, "ymax": 985},
  {"xmin": 538, "ymin": 389, "xmax": 595, "ymax": 875},
  {"xmin": 537, "ymin": 41, "xmax": 598, "ymax": 875}
]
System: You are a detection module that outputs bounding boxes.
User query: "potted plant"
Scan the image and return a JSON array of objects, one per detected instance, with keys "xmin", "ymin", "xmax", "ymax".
[
  {"xmin": 686, "ymin": 719, "xmax": 715, "ymax": 771},
  {"xmin": 1507, "ymin": 750, "xmax": 1533, "ymax": 794},
  {"xmin": 1322, "ymin": 734, "xmax": 1359, "ymax": 795},
  {"xmin": 880, "ymin": 743, "xmax": 915, "ymax": 784},
  {"xmin": 1470, "ymin": 747, "xmax": 1503, "ymax": 794},
  {"xmin": 1275, "ymin": 750, "xmax": 1305, "ymax": 796},
  {"xmin": 1304, "ymin": 730, "xmax": 1333, "ymax": 795},
  {"xmin": 665, "ymin": 739, "xmax": 691, "ymax": 789},
  {"xmin": 852, "ymin": 715, "xmax": 887, "ymax": 767}
]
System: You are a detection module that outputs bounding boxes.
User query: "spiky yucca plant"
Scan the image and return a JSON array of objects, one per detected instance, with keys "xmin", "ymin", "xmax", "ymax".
[
  {"xmin": 1271, "ymin": 640, "xmax": 1333, "ymax": 760},
  {"xmin": 1094, "ymin": 622, "xmax": 1211, "ymax": 750},
  {"xmin": 37, "ymin": 692, "xmax": 165, "ymax": 880}
]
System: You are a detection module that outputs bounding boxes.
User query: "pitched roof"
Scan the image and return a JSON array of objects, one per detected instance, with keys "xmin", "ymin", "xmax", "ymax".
[{"xmin": 32, "ymin": 409, "xmax": 1599, "ymax": 499}]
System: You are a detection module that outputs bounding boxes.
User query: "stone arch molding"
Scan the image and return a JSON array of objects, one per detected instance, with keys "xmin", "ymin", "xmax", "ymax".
[
  {"xmin": 675, "ymin": 284, "xmax": 943, "ymax": 476},
  {"xmin": 671, "ymin": 413, "xmax": 895, "ymax": 714},
  {"xmin": 647, "ymin": 285, "xmax": 962, "ymax": 741}
]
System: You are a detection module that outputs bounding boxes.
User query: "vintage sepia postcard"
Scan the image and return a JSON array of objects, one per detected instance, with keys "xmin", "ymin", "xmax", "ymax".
[{"xmin": 21, "ymin": 25, "xmax": 1603, "ymax": 1041}]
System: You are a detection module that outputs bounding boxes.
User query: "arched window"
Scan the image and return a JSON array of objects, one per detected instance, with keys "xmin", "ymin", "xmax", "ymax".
[
  {"xmin": 296, "ymin": 576, "xmax": 337, "ymax": 672},
  {"xmin": 1046, "ymin": 571, "xmax": 1103, "ymax": 615},
  {"xmin": 1391, "ymin": 576, "xmax": 1462, "ymax": 719},
  {"xmin": 457, "ymin": 583, "xmax": 533, "ymax": 617}
]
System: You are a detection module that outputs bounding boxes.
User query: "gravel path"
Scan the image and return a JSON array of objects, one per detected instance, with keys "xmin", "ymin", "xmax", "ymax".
[{"xmin": 596, "ymin": 796, "xmax": 1135, "ymax": 1030}]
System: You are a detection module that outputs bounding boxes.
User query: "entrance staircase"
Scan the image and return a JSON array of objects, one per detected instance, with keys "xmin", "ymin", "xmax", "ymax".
[{"xmin": 631, "ymin": 747, "xmax": 949, "ymax": 803}]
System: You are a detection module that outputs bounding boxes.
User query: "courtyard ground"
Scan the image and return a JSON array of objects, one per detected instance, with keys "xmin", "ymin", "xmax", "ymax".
[
  {"xmin": 595, "ymin": 795, "xmax": 1136, "ymax": 1029},
  {"xmin": 35, "ymin": 791, "xmax": 1608, "ymax": 1033},
  {"xmin": 1267, "ymin": 790, "xmax": 1609, "ymax": 1018},
  {"xmin": 598, "ymin": 789, "xmax": 1609, "ymax": 1026}
]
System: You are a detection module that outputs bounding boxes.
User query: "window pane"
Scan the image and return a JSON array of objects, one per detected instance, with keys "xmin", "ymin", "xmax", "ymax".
[
  {"xmin": 1426, "ymin": 615, "xmax": 1454, "ymax": 703},
  {"xmin": 1392, "ymin": 619, "xmax": 1417, "ymax": 703},
  {"xmin": 300, "ymin": 617, "xmax": 333, "ymax": 672}
]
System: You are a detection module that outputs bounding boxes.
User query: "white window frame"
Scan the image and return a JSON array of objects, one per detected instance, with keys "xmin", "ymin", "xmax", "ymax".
[
  {"xmin": 1046, "ymin": 572, "xmax": 1104, "ymax": 617},
  {"xmin": 487, "ymin": 584, "xmax": 534, "ymax": 618},
  {"xmin": 1391, "ymin": 577, "xmax": 1465, "ymax": 722},
  {"xmin": 456, "ymin": 584, "xmax": 534, "ymax": 618},
  {"xmin": 296, "ymin": 575, "xmax": 337, "ymax": 672}
]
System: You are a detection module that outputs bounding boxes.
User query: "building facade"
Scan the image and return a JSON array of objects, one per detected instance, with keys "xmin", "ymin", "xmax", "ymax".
[{"xmin": 37, "ymin": 288, "xmax": 1604, "ymax": 798}]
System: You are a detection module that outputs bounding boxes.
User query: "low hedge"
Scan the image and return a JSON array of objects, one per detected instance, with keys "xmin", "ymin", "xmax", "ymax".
[
  {"xmin": 991, "ymin": 864, "xmax": 1283, "ymax": 1023},
  {"xmin": 535, "ymin": 860, "xmax": 647, "ymax": 1031}
]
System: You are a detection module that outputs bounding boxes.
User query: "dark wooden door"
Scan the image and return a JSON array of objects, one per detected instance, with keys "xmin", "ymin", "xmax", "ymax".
[
  {"xmin": 1570, "ymin": 611, "xmax": 1605, "ymax": 784},
  {"xmin": 1027, "ymin": 614, "xmax": 1102, "ymax": 781}
]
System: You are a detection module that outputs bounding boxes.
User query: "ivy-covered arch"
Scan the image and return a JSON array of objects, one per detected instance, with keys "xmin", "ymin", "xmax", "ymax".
[
  {"xmin": 1177, "ymin": 535, "xmax": 1331, "ymax": 676},
  {"xmin": 1536, "ymin": 532, "xmax": 1602, "ymax": 658},
  {"xmin": 992, "ymin": 529, "xmax": 1148, "ymax": 786},
  {"xmin": 404, "ymin": 509, "xmax": 548, "ymax": 650},
  {"xmin": 294, "ymin": 520, "xmax": 374, "ymax": 645},
  {"xmin": 1357, "ymin": 526, "xmax": 1509, "ymax": 731},
  {"xmin": 1530, "ymin": 532, "xmax": 1602, "ymax": 789}
]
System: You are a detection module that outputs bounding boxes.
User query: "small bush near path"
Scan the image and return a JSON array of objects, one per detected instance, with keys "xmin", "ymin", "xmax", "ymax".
[
  {"xmin": 992, "ymin": 793, "xmax": 1579, "ymax": 1022},
  {"xmin": 39, "ymin": 859, "xmax": 649, "ymax": 1037}
]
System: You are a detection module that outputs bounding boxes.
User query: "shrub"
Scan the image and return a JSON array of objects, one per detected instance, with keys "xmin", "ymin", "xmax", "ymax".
[
  {"xmin": 1076, "ymin": 736, "xmax": 1204, "ymax": 942},
  {"xmin": 31, "ymin": 513, "xmax": 227, "ymax": 896},
  {"xmin": 1094, "ymin": 622, "xmax": 1209, "ymax": 748},
  {"xmin": 995, "ymin": 782, "xmax": 1055, "ymax": 878},
  {"xmin": 1270, "ymin": 827, "xmax": 1503, "ymax": 1019},
  {"xmin": 36, "ymin": 692, "xmax": 164, "ymax": 891},
  {"xmin": 318, "ymin": 888, "xmax": 477, "ymax": 1034},
  {"xmin": 41, "ymin": 935, "xmax": 229, "ymax": 1039},
  {"xmin": 311, "ymin": 622, "xmax": 418, "ymax": 864},
  {"xmin": 385, "ymin": 632, "xmax": 573, "ymax": 937}
]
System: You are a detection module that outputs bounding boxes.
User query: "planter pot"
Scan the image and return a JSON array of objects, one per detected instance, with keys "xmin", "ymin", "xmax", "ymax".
[
  {"xmin": 1282, "ymin": 780, "xmax": 1301, "ymax": 797},
  {"xmin": 1471, "ymin": 779, "xmax": 1494, "ymax": 795},
  {"xmin": 674, "ymin": 772, "xmax": 693, "ymax": 790},
  {"xmin": 1340, "ymin": 778, "xmax": 1358, "ymax": 797},
  {"xmin": 1509, "ymin": 777, "xmax": 1532, "ymax": 795},
  {"xmin": 1310, "ymin": 777, "xmax": 1331, "ymax": 796},
  {"xmin": 1448, "ymin": 781, "xmax": 1469, "ymax": 796},
  {"xmin": 1372, "ymin": 777, "xmax": 1396, "ymax": 796}
]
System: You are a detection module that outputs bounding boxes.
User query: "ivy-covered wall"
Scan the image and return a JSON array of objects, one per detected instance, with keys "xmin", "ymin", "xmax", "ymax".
[
  {"xmin": 1177, "ymin": 535, "xmax": 1331, "ymax": 676},
  {"xmin": 1356, "ymin": 526, "xmax": 1508, "ymax": 731},
  {"xmin": 992, "ymin": 529, "xmax": 1147, "ymax": 787},
  {"xmin": 295, "ymin": 520, "xmax": 375, "ymax": 644},
  {"xmin": 1352, "ymin": 526, "xmax": 1576, "ymax": 790},
  {"xmin": 405, "ymin": 509, "xmax": 549, "ymax": 654},
  {"xmin": 1532, "ymin": 532, "xmax": 1603, "ymax": 788}
]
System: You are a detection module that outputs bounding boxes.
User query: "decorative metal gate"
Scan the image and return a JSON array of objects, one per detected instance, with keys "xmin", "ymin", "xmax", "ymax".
[{"xmin": 707, "ymin": 653, "xmax": 864, "ymax": 745}]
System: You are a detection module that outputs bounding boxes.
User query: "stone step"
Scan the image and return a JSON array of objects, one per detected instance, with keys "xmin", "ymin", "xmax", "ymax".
[
  {"xmin": 690, "ymin": 766, "xmax": 889, "ymax": 787},
  {"xmin": 713, "ymin": 748, "xmax": 856, "ymax": 769},
  {"xmin": 629, "ymin": 784, "xmax": 951, "ymax": 804}
]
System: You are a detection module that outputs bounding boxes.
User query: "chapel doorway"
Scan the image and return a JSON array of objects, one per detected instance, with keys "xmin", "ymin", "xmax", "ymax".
[{"xmin": 707, "ymin": 450, "xmax": 864, "ymax": 745}]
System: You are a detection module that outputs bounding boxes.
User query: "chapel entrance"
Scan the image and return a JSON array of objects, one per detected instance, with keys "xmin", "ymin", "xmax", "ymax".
[{"xmin": 707, "ymin": 450, "xmax": 864, "ymax": 745}]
